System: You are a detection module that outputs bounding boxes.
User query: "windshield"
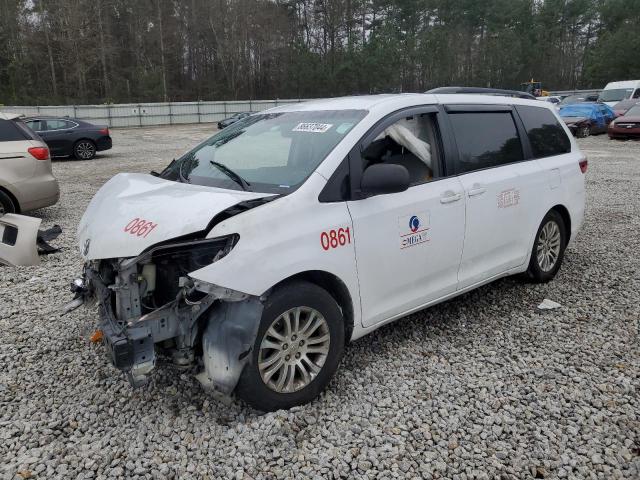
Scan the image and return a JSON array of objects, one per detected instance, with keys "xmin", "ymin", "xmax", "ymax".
[
  {"xmin": 559, "ymin": 106, "xmax": 594, "ymax": 117},
  {"xmin": 560, "ymin": 95, "xmax": 584, "ymax": 105},
  {"xmin": 161, "ymin": 109, "xmax": 367, "ymax": 193},
  {"xmin": 599, "ymin": 88, "xmax": 633, "ymax": 102}
]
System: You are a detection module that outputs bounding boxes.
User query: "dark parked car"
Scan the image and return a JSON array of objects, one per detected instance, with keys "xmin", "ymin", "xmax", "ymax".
[
  {"xmin": 558, "ymin": 103, "xmax": 615, "ymax": 137},
  {"xmin": 217, "ymin": 112, "xmax": 252, "ymax": 129},
  {"xmin": 559, "ymin": 93, "xmax": 599, "ymax": 105},
  {"xmin": 608, "ymin": 104, "xmax": 640, "ymax": 140},
  {"xmin": 23, "ymin": 116, "xmax": 112, "ymax": 160}
]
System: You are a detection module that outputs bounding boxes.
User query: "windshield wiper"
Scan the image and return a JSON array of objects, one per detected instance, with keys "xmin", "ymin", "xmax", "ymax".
[
  {"xmin": 209, "ymin": 161, "xmax": 251, "ymax": 191},
  {"xmin": 213, "ymin": 130, "xmax": 244, "ymax": 147}
]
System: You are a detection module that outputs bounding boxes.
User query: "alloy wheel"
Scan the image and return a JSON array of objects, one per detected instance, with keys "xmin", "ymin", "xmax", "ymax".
[
  {"xmin": 76, "ymin": 142, "xmax": 95, "ymax": 159},
  {"xmin": 536, "ymin": 220, "xmax": 561, "ymax": 272},
  {"xmin": 258, "ymin": 306, "xmax": 331, "ymax": 393}
]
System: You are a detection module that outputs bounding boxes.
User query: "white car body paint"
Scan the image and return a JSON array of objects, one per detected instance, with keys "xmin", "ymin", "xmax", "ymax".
[
  {"xmin": 0, "ymin": 213, "xmax": 42, "ymax": 266},
  {"xmin": 346, "ymin": 177, "xmax": 465, "ymax": 327},
  {"xmin": 78, "ymin": 93, "xmax": 585, "ymax": 343},
  {"xmin": 77, "ymin": 173, "xmax": 270, "ymax": 260}
]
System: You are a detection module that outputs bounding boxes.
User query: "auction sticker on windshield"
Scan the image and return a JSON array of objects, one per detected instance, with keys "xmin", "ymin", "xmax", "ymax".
[{"xmin": 293, "ymin": 123, "xmax": 333, "ymax": 133}]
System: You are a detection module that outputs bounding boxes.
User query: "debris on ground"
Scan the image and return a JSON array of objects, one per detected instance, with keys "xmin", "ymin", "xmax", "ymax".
[
  {"xmin": 36, "ymin": 224, "xmax": 62, "ymax": 255},
  {"xmin": 537, "ymin": 298, "xmax": 562, "ymax": 310}
]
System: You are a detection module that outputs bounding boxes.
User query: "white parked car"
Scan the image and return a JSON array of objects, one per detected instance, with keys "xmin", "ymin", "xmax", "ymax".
[{"xmin": 69, "ymin": 93, "xmax": 586, "ymax": 411}]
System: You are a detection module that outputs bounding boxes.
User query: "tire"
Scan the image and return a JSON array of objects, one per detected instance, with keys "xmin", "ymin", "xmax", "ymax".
[
  {"xmin": 0, "ymin": 190, "xmax": 16, "ymax": 214},
  {"xmin": 235, "ymin": 280, "xmax": 345, "ymax": 411},
  {"xmin": 524, "ymin": 210, "xmax": 567, "ymax": 283},
  {"xmin": 577, "ymin": 125, "xmax": 591, "ymax": 138},
  {"xmin": 74, "ymin": 139, "xmax": 96, "ymax": 160}
]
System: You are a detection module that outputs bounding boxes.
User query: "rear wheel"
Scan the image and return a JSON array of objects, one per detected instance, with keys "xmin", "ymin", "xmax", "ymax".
[
  {"xmin": 577, "ymin": 125, "xmax": 591, "ymax": 138},
  {"xmin": 74, "ymin": 140, "xmax": 96, "ymax": 160},
  {"xmin": 525, "ymin": 210, "xmax": 567, "ymax": 283},
  {"xmin": 235, "ymin": 281, "xmax": 345, "ymax": 411},
  {"xmin": 0, "ymin": 190, "xmax": 16, "ymax": 214}
]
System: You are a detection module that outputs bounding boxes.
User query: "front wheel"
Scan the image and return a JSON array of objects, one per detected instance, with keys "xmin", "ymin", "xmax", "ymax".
[
  {"xmin": 525, "ymin": 210, "xmax": 567, "ymax": 283},
  {"xmin": 235, "ymin": 281, "xmax": 345, "ymax": 411},
  {"xmin": 74, "ymin": 140, "xmax": 96, "ymax": 160}
]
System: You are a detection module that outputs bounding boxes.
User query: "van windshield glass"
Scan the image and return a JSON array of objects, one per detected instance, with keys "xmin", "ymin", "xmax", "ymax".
[
  {"xmin": 161, "ymin": 110, "xmax": 367, "ymax": 193},
  {"xmin": 599, "ymin": 88, "xmax": 633, "ymax": 102}
]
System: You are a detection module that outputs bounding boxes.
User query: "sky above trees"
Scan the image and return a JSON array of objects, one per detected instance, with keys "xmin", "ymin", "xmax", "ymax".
[{"xmin": 1, "ymin": 0, "xmax": 639, "ymax": 105}]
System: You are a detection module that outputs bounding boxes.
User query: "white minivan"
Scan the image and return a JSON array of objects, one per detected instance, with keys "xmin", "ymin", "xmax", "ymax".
[
  {"xmin": 70, "ymin": 93, "xmax": 586, "ymax": 411},
  {"xmin": 598, "ymin": 80, "xmax": 640, "ymax": 107}
]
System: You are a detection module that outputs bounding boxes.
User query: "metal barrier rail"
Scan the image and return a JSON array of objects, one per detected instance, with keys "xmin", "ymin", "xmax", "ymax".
[
  {"xmin": 0, "ymin": 99, "xmax": 308, "ymax": 128},
  {"xmin": 547, "ymin": 89, "xmax": 602, "ymax": 96}
]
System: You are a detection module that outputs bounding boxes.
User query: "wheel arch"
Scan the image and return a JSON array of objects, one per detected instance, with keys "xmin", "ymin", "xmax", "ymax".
[
  {"xmin": 0, "ymin": 186, "xmax": 21, "ymax": 213},
  {"xmin": 74, "ymin": 137, "xmax": 96, "ymax": 147},
  {"xmin": 550, "ymin": 204, "xmax": 571, "ymax": 243},
  {"xmin": 269, "ymin": 270, "xmax": 355, "ymax": 344}
]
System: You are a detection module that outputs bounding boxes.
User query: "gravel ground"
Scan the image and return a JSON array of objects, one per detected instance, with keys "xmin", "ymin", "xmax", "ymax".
[{"xmin": 1, "ymin": 126, "xmax": 638, "ymax": 480}]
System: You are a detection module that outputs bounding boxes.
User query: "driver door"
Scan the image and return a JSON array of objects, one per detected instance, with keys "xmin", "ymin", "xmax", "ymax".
[{"xmin": 346, "ymin": 106, "xmax": 466, "ymax": 327}]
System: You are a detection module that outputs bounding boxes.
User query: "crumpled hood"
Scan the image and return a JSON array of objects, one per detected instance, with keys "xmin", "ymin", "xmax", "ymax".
[
  {"xmin": 78, "ymin": 173, "xmax": 270, "ymax": 260},
  {"xmin": 562, "ymin": 116, "xmax": 588, "ymax": 125}
]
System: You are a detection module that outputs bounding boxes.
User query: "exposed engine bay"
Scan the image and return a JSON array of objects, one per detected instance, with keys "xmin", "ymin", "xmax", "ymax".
[{"xmin": 66, "ymin": 196, "xmax": 278, "ymax": 393}]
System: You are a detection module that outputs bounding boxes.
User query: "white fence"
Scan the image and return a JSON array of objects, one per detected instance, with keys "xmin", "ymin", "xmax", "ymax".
[{"xmin": 0, "ymin": 99, "xmax": 307, "ymax": 128}]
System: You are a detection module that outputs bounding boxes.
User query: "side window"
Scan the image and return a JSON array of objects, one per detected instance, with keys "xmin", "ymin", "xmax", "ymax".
[
  {"xmin": 448, "ymin": 111, "xmax": 523, "ymax": 174},
  {"xmin": 360, "ymin": 113, "xmax": 440, "ymax": 186},
  {"xmin": 516, "ymin": 106, "xmax": 571, "ymax": 158},
  {"xmin": 46, "ymin": 119, "xmax": 71, "ymax": 130},
  {"xmin": 0, "ymin": 119, "xmax": 27, "ymax": 141},
  {"xmin": 633, "ymin": 89, "xmax": 640, "ymax": 99},
  {"xmin": 27, "ymin": 120, "xmax": 45, "ymax": 132}
]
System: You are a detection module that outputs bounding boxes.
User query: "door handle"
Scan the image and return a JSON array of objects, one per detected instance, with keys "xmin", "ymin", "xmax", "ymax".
[
  {"xmin": 440, "ymin": 191, "xmax": 462, "ymax": 204},
  {"xmin": 468, "ymin": 184, "xmax": 487, "ymax": 197}
]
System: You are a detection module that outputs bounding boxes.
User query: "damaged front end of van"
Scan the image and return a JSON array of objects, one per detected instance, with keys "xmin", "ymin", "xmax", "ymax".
[{"xmin": 65, "ymin": 172, "xmax": 275, "ymax": 394}]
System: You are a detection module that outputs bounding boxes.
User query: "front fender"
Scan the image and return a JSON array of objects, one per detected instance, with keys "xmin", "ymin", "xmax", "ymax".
[{"xmin": 188, "ymin": 173, "xmax": 362, "ymax": 329}]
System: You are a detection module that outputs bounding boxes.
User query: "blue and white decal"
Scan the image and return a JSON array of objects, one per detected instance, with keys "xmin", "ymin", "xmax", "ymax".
[{"xmin": 398, "ymin": 212, "xmax": 430, "ymax": 249}]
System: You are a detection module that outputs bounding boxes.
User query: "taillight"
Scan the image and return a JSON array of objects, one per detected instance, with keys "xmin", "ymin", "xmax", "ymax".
[
  {"xmin": 99, "ymin": 128, "xmax": 109, "ymax": 135},
  {"xmin": 579, "ymin": 157, "xmax": 588, "ymax": 174},
  {"xmin": 28, "ymin": 146, "xmax": 49, "ymax": 160}
]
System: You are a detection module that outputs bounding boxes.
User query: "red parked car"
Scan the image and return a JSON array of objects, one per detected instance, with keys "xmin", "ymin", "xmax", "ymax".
[{"xmin": 608, "ymin": 104, "xmax": 640, "ymax": 139}]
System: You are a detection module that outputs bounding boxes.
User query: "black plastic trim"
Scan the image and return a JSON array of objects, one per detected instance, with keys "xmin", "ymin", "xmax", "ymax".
[
  {"xmin": 444, "ymin": 104, "xmax": 514, "ymax": 113},
  {"xmin": 427, "ymin": 86, "xmax": 536, "ymax": 100},
  {"xmin": 318, "ymin": 157, "xmax": 350, "ymax": 202}
]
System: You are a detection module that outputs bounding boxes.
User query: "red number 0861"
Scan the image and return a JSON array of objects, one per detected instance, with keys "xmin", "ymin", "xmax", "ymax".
[
  {"xmin": 124, "ymin": 218, "xmax": 158, "ymax": 238},
  {"xmin": 320, "ymin": 227, "xmax": 351, "ymax": 251}
]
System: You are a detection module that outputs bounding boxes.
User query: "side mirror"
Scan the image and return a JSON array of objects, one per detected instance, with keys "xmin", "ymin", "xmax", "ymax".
[{"xmin": 360, "ymin": 163, "xmax": 410, "ymax": 196}]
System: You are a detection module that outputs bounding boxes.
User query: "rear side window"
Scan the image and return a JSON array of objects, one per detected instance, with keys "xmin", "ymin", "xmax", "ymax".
[
  {"xmin": 448, "ymin": 112, "xmax": 523, "ymax": 174},
  {"xmin": 47, "ymin": 119, "xmax": 74, "ymax": 130},
  {"xmin": 517, "ymin": 106, "xmax": 571, "ymax": 158},
  {"xmin": 26, "ymin": 120, "xmax": 46, "ymax": 132},
  {"xmin": 0, "ymin": 119, "xmax": 27, "ymax": 141}
]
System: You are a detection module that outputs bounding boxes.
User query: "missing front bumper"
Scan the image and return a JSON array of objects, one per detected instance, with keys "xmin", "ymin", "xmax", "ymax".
[{"xmin": 76, "ymin": 263, "xmax": 262, "ymax": 393}]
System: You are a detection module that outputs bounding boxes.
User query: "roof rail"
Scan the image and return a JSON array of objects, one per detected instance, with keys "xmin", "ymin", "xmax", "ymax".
[{"xmin": 426, "ymin": 87, "xmax": 536, "ymax": 100}]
